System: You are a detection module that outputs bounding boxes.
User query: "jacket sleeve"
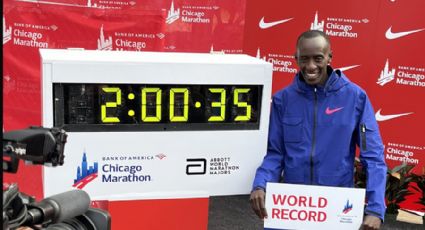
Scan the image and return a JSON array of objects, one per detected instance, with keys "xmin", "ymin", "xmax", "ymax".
[
  {"xmin": 252, "ymin": 93, "xmax": 286, "ymax": 191},
  {"xmin": 357, "ymin": 92, "xmax": 387, "ymax": 221}
]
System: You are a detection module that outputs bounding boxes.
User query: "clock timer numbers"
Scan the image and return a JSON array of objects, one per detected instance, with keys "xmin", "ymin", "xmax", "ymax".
[
  {"xmin": 233, "ymin": 88, "xmax": 251, "ymax": 121},
  {"xmin": 170, "ymin": 88, "xmax": 189, "ymax": 122},
  {"xmin": 99, "ymin": 86, "xmax": 256, "ymax": 124},
  {"xmin": 142, "ymin": 88, "xmax": 161, "ymax": 122},
  {"xmin": 101, "ymin": 87, "xmax": 121, "ymax": 123}
]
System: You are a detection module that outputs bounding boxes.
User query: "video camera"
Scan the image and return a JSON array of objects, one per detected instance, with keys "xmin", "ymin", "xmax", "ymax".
[{"xmin": 3, "ymin": 126, "xmax": 111, "ymax": 230}]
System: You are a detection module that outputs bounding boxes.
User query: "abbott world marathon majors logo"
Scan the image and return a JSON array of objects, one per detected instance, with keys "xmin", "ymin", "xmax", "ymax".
[
  {"xmin": 97, "ymin": 25, "xmax": 158, "ymax": 51},
  {"xmin": 166, "ymin": 0, "xmax": 216, "ymax": 25},
  {"xmin": 186, "ymin": 157, "xmax": 240, "ymax": 175},
  {"xmin": 310, "ymin": 11, "xmax": 368, "ymax": 38},
  {"xmin": 256, "ymin": 48, "xmax": 297, "ymax": 74},
  {"xmin": 3, "ymin": 15, "xmax": 53, "ymax": 48},
  {"xmin": 377, "ymin": 59, "xmax": 425, "ymax": 88}
]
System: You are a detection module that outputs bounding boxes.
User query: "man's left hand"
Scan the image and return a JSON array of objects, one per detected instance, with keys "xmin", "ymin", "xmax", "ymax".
[{"xmin": 361, "ymin": 215, "xmax": 382, "ymax": 230}]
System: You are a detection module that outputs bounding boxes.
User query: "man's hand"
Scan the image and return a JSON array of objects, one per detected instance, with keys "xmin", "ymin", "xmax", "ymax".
[
  {"xmin": 361, "ymin": 215, "xmax": 382, "ymax": 230},
  {"xmin": 249, "ymin": 188, "xmax": 268, "ymax": 219}
]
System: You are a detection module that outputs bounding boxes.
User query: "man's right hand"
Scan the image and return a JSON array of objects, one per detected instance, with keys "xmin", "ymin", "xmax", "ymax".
[{"xmin": 250, "ymin": 188, "xmax": 268, "ymax": 219}]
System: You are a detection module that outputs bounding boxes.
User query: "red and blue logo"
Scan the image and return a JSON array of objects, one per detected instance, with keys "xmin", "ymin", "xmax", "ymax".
[
  {"xmin": 342, "ymin": 200, "xmax": 353, "ymax": 214},
  {"xmin": 73, "ymin": 151, "xmax": 98, "ymax": 189}
]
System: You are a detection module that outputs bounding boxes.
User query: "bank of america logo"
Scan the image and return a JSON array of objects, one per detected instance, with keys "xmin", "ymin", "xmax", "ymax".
[
  {"xmin": 73, "ymin": 152, "xmax": 98, "ymax": 189},
  {"xmin": 342, "ymin": 200, "xmax": 353, "ymax": 214},
  {"xmin": 97, "ymin": 25, "xmax": 112, "ymax": 50},
  {"xmin": 310, "ymin": 11, "xmax": 324, "ymax": 31},
  {"xmin": 166, "ymin": 0, "xmax": 180, "ymax": 24},
  {"xmin": 256, "ymin": 48, "xmax": 266, "ymax": 61},
  {"xmin": 377, "ymin": 59, "xmax": 395, "ymax": 86},
  {"xmin": 156, "ymin": 153, "xmax": 167, "ymax": 160},
  {"xmin": 3, "ymin": 16, "xmax": 12, "ymax": 45}
]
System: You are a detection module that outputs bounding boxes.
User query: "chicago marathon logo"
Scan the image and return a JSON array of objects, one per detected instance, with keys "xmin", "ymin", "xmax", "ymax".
[
  {"xmin": 256, "ymin": 48, "xmax": 297, "ymax": 74},
  {"xmin": 377, "ymin": 59, "xmax": 425, "ymax": 88},
  {"xmin": 73, "ymin": 151, "xmax": 98, "ymax": 189},
  {"xmin": 310, "ymin": 11, "xmax": 369, "ymax": 38},
  {"xmin": 165, "ymin": 0, "xmax": 213, "ymax": 25}
]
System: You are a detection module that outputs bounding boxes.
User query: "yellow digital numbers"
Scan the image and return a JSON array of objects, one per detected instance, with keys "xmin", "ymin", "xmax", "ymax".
[
  {"xmin": 99, "ymin": 85, "xmax": 255, "ymax": 124},
  {"xmin": 101, "ymin": 87, "xmax": 121, "ymax": 123},
  {"xmin": 234, "ymin": 88, "xmax": 251, "ymax": 121},
  {"xmin": 169, "ymin": 88, "xmax": 189, "ymax": 122},
  {"xmin": 141, "ymin": 88, "xmax": 162, "ymax": 122},
  {"xmin": 208, "ymin": 88, "xmax": 226, "ymax": 122}
]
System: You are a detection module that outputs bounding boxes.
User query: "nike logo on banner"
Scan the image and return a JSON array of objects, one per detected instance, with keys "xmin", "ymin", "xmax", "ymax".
[
  {"xmin": 325, "ymin": 107, "xmax": 344, "ymax": 115},
  {"xmin": 375, "ymin": 109, "xmax": 413, "ymax": 121},
  {"xmin": 337, "ymin": 65, "xmax": 360, "ymax": 72},
  {"xmin": 259, "ymin": 17, "xmax": 293, "ymax": 29},
  {"xmin": 385, "ymin": 26, "xmax": 425, "ymax": 40}
]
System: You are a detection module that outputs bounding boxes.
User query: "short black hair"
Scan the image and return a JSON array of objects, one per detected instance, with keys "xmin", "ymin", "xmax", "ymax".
[{"xmin": 296, "ymin": 30, "xmax": 331, "ymax": 49}]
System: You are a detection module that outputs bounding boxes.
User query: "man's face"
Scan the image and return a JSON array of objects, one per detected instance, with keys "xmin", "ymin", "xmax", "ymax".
[{"xmin": 295, "ymin": 36, "xmax": 332, "ymax": 86}]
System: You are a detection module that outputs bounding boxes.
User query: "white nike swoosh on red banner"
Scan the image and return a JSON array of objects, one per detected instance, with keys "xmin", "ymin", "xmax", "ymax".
[
  {"xmin": 385, "ymin": 26, "xmax": 425, "ymax": 40},
  {"xmin": 337, "ymin": 65, "xmax": 360, "ymax": 72},
  {"xmin": 375, "ymin": 109, "xmax": 413, "ymax": 121},
  {"xmin": 259, "ymin": 17, "xmax": 293, "ymax": 29}
]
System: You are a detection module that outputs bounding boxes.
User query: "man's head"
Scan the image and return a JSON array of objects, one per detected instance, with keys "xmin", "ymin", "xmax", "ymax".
[{"xmin": 295, "ymin": 30, "xmax": 333, "ymax": 86}]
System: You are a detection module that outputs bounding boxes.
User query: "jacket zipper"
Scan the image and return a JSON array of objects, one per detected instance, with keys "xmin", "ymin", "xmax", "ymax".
[
  {"xmin": 360, "ymin": 123, "xmax": 367, "ymax": 151},
  {"xmin": 310, "ymin": 88, "xmax": 318, "ymax": 184}
]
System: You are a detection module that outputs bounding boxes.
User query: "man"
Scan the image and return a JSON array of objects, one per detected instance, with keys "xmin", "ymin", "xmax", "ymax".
[{"xmin": 250, "ymin": 30, "xmax": 387, "ymax": 230}]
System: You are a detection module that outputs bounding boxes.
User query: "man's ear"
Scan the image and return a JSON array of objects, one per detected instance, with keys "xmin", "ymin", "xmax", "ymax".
[{"xmin": 328, "ymin": 51, "xmax": 333, "ymax": 64}]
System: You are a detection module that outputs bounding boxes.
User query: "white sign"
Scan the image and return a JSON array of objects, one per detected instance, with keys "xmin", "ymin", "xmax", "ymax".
[
  {"xmin": 265, "ymin": 183, "xmax": 366, "ymax": 230},
  {"xmin": 40, "ymin": 49, "xmax": 272, "ymax": 199}
]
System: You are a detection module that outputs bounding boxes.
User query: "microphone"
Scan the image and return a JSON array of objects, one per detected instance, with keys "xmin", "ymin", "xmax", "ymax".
[{"xmin": 24, "ymin": 189, "xmax": 90, "ymax": 226}]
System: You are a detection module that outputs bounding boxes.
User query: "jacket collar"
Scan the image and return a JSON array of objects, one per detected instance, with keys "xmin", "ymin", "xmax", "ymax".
[{"xmin": 294, "ymin": 66, "xmax": 349, "ymax": 95}]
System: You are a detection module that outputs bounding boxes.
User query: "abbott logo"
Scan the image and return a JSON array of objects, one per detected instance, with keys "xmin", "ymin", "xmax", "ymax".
[
  {"xmin": 186, "ymin": 158, "xmax": 206, "ymax": 175},
  {"xmin": 377, "ymin": 59, "xmax": 395, "ymax": 86},
  {"xmin": 97, "ymin": 25, "xmax": 112, "ymax": 50},
  {"xmin": 3, "ymin": 16, "xmax": 12, "ymax": 45},
  {"xmin": 310, "ymin": 11, "xmax": 324, "ymax": 31},
  {"xmin": 166, "ymin": 0, "xmax": 180, "ymax": 24}
]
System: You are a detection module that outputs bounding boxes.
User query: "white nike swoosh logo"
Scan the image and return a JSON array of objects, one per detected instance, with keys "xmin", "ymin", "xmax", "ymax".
[
  {"xmin": 259, "ymin": 17, "xmax": 293, "ymax": 29},
  {"xmin": 385, "ymin": 26, "xmax": 425, "ymax": 40},
  {"xmin": 375, "ymin": 109, "xmax": 413, "ymax": 121},
  {"xmin": 337, "ymin": 65, "xmax": 360, "ymax": 72}
]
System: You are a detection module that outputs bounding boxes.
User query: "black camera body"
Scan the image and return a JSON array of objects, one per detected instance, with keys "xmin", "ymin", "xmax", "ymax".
[{"xmin": 3, "ymin": 126, "xmax": 111, "ymax": 230}]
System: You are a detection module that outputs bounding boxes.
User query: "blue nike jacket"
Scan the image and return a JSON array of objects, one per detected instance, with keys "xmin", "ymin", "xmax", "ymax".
[{"xmin": 253, "ymin": 68, "xmax": 387, "ymax": 220}]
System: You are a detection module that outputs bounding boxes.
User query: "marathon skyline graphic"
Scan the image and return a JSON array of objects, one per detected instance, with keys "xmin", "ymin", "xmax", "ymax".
[
  {"xmin": 97, "ymin": 24, "xmax": 113, "ymax": 50},
  {"xmin": 342, "ymin": 200, "xmax": 353, "ymax": 214},
  {"xmin": 377, "ymin": 59, "xmax": 395, "ymax": 86},
  {"xmin": 166, "ymin": 0, "xmax": 180, "ymax": 24},
  {"xmin": 3, "ymin": 16, "xmax": 12, "ymax": 45},
  {"xmin": 73, "ymin": 151, "xmax": 98, "ymax": 189}
]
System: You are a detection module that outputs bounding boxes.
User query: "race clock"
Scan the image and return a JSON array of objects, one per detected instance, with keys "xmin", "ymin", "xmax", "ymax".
[{"xmin": 41, "ymin": 49, "xmax": 273, "ymax": 199}]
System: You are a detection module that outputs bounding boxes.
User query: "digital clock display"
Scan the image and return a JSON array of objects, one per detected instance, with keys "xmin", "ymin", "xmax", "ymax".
[{"xmin": 54, "ymin": 84, "xmax": 262, "ymax": 131}]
